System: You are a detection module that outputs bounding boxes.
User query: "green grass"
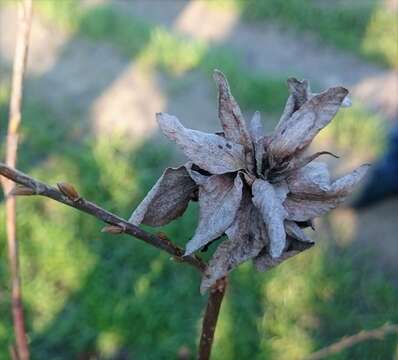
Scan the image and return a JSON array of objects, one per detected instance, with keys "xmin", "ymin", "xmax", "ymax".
[{"xmin": 234, "ymin": 0, "xmax": 397, "ymax": 68}]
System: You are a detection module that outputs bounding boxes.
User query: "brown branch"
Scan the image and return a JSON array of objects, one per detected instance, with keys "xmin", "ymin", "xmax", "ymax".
[
  {"xmin": 1, "ymin": 1, "xmax": 32, "ymax": 360},
  {"xmin": 306, "ymin": 323, "xmax": 398, "ymax": 360},
  {"xmin": 198, "ymin": 277, "xmax": 227, "ymax": 360},
  {"xmin": 0, "ymin": 163, "xmax": 206, "ymax": 272}
]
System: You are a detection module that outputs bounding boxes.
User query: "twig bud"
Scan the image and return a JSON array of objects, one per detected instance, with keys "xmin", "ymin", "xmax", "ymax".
[
  {"xmin": 101, "ymin": 225, "xmax": 124, "ymax": 234},
  {"xmin": 57, "ymin": 182, "xmax": 81, "ymax": 201},
  {"xmin": 9, "ymin": 185, "xmax": 36, "ymax": 196}
]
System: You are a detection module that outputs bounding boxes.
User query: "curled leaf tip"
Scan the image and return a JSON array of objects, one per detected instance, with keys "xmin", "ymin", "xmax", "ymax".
[
  {"xmin": 341, "ymin": 95, "xmax": 352, "ymax": 107},
  {"xmin": 213, "ymin": 68, "xmax": 225, "ymax": 78},
  {"xmin": 324, "ymin": 151, "xmax": 340, "ymax": 159}
]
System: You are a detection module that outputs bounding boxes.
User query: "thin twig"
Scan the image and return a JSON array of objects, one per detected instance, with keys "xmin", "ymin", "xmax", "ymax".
[
  {"xmin": 198, "ymin": 277, "xmax": 227, "ymax": 360},
  {"xmin": 306, "ymin": 323, "xmax": 398, "ymax": 360},
  {"xmin": 0, "ymin": 163, "xmax": 206, "ymax": 272},
  {"xmin": 1, "ymin": 1, "xmax": 32, "ymax": 359}
]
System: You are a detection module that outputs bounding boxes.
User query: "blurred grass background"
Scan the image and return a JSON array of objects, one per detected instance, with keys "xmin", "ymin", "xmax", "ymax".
[{"xmin": 0, "ymin": 0, "xmax": 397, "ymax": 359}]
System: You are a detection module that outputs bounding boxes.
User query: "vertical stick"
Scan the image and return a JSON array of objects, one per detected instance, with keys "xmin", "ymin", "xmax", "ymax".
[
  {"xmin": 198, "ymin": 277, "xmax": 227, "ymax": 360},
  {"xmin": 2, "ymin": 1, "xmax": 32, "ymax": 359}
]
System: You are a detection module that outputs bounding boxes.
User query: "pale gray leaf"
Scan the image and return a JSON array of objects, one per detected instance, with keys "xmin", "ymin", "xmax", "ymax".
[
  {"xmin": 254, "ymin": 237, "xmax": 314, "ymax": 272},
  {"xmin": 284, "ymin": 197, "xmax": 337, "ymax": 222},
  {"xmin": 254, "ymin": 249, "xmax": 298, "ymax": 272},
  {"xmin": 157, "ymin": 112, "xmax": 245, "ymax": 174},
  {"xmin": 285, "ymin": 220, "xmax": 314, "ymax": 243},
  {"xmin": 129, "ymin": 165, "xmax": 197, "ymax": 226},
  {"xmin": 249, "ymin": 111, "xmax": 264, "ymax": 143},
  {"xmin": 330, "ymin": 164, "xmax": 370, "ymax": 195},
  {"xmin": 341, "ymin": 95, "xmax": 352, "ymax": 108},
  {"xmin": 200, "ymin": 191, "xmax": 263, "ymax": 293},
  {"xmin": 276, "ymin": 78, "xmax": 311, "ymax": 129},
  {"xmin": 274, "ymin": 180, "xmax": 289, "ymax": 203},
  {"xmin": 269, "ymin": 87, "xmax": 349, "ymax": 161},
  {"xmin": 254, "ymin": 138, "xmax": 265, "ymax": 177},
  {"xmin": 185, "ymin": 174, "xmax": 243, "ymax": 255},
  {"xmin": 287, "ymin": 77, "xmax": 311, "ymax": 110},
  {"xmin": 252, "ymin": 179, "xmax": 288, "ymax": 258},
  {"xmin": 287, "ymin": 161, "xmax": 331, "ymax": 195},
  {"xmin": 277, "ymin": 94, "xmax": 295, "ymax": 129},
  {"xmin": 249, "ymin": 206, "xmax": 269, "ymax": 247},
  {"xmin": 285, "ymin": 165, "xmax": 369, "ymax": 221},
  {"xmin": 250, "ymin": 111, "xmax": 267, "ymax": 176},
  {"xmin": 184, "ymin": 163, "xmax": 209, "ymax": 186},
  {"xmin": 213, "ymin": 69, "xmax": 252, "ymax": 149},
  {"xmin": 270, "ymin": 151, "xmax": 338, "ymax": 182}
]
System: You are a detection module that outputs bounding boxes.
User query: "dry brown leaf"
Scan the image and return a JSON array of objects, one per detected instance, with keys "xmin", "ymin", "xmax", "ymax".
[
  {"xmin": 252, "ymin": 179, "xmax": 287, "ymax": 258},
  {"xmin": 287, "ymin": 77, "xmax": 311, "ymax": 110},
  {"xmin": 254, "ymin": 237, "xmax": 314, "ymax": 272},
  {"xmin": 287, "ymin": 161, "xmax": 331, "ymax": 195},
  {"xmin": 185, "ymin": 174, "xmax": 243, "ymax": 255},
  {"xmin": 213, "ymin": 69, "xmax": 252, "ymax": 150},
  {"xmin": 249, "ymin": 111, "xmax": 264, "ymax": 143},
  {"xmin": 285, "ymin": 165, "xmax": 369, "ymax": 221},
  {"xmin": 276, "ymin": 78, "xmax": 311, "ymax": 129},
  {"xmin": 129, "ymin": 165, "xmax": 197, "ymax": 226},
  {"xmin": 285, "ymin": 220, "xmax": 314, "ymax": 243},
  {"xmin": 157, "ymin": 112, "xmax": 246, "ymax": 174},
  {"xmin": 269, "ymin": 87, "xmax": 348, "ymax": 162},
  {"xmin": 200, "ymin": 190, "xmax": 263, "ymax": 293}
]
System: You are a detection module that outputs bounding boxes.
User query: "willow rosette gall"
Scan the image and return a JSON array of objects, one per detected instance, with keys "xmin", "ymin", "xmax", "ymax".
[{"xmin": 129, "ymin": 70, "xmax": 368, "ymax": 294}]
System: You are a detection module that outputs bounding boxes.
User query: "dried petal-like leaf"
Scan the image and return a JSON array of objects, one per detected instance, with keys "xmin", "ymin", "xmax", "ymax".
[
  {"xmin": 252, "ymin": 179, "xmax": 288, "ymax": 258},
  {"xmin": 200, "ymin": 191, "xmax": 263, "ymax": 293},
  {"xmin": 249, "ymin": 206, "xmax": 269, "ymax": 247},
  {"xmin": 185, "ymin": 163, "xmax": 209, "ymax": 186},
  {"xmin": 249, "ymin": 111, "xmax": 267, "ymax": 176},
  {"xmin": 276, "ymin": 78, "xmax": 311, "ymax": 129},
  {"xmin": 274, "ymin": 180, "xmax": 289, "ymax": 203},
  {"xmin": 254, "ymin": 237, "xmax": 314, "ymax": 272},
  {"xmin": 254, "ymin": 139, "xmax": 266, "ymax": 177},
  {"xmin": 157, "ymin": 112, "xmax": 246, "ymax": 174},
  {"xmin": 330, "ymin": 164, "xmax": 370, "ymax": 195},
  {"xmin": 213, "ymin": 69, "xmax": 252, "ymax": 149},
  {"xmin": 269, "ymin": 87, "xmax": 348, "ymax": 161},
  {"xmin": 285, "ymin": 220, "xmax": 314, "ymax": 243},
  {"xmin": 285, "ymin": 164, "xmax": 369, "ymax": 221},
  {"xmin": 287, "ymin": 161, "xmax": 331, "ymax": 195},
  {"xmin": 287, "ymin": 77, "xmax": 311, "ymax": 110},
  {"xmin": 270, "ymin": 151, "xmax": 338, "ymax": 182},
  {"xmin": 249, "ymin": 111, "xmax": 264, "ymax": 143},
  {"xmin": 129, "ymin": 165, "xmax": 197, "ymax": 226},
  {"xmin": 341, "ymin": 95, "xmax": 352, "ymax": 107},
  {"xmin": 277, "ymin": 94, "xmax": 295, "ymax": 128},
  {"xmin": 185, "ymin": 174, "xmax": 243, "ymax": 255}
]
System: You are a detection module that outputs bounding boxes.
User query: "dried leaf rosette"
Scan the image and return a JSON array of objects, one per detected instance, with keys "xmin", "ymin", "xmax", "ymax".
[{"xmin": 129, "ymin": 70, "xmax": 368, "ymax": 294}]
